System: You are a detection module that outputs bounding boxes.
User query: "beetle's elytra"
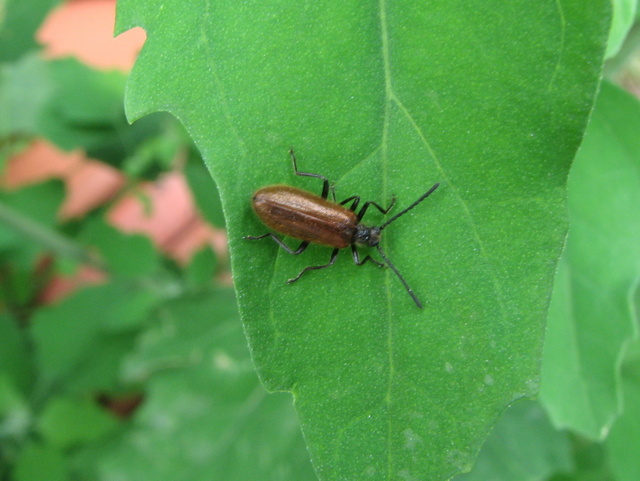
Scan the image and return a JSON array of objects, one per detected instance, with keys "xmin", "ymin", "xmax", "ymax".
[
  {"xmin": 252, "ymin": 185, "xmax": 358, "ymax": 248},
  {"xmin": 245, "ymin": 149, "xmax": 439, "ymax": 308}
]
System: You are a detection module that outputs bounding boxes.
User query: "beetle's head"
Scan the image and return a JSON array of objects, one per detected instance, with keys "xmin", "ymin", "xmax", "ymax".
[{"xmin": 354, "ymin": 224, "xmax": 381, "ymax": 247}]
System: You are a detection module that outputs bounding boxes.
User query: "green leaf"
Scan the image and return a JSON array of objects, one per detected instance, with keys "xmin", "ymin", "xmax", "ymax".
[
  {"xmin": 454, "ymin": 400, "xmax": 572, "ymax": 481},
  {"xmin": 120, "ymin": 113, "xmax": 182, "ymax": 179},
  {"xmin": 185, "ymin": 245, "xmax": 217, "ymax": 288},
  {"xmin": 0, "ymin": 0, "xmax": 60, "ymax": 62},
  {"xmin": 93, "ymin": 290, "xmax": 315, "ymax": 481},
  {"xmin": 606, "ymin": 0, "xmax": 638, "ymax": 58},
  {"xmin": 0, "ymin": 314, "xmax": 33, "ymax": 395},
  {"xmin": 0, "ymin": 372, "xmax": 31, "ymax": 440},
  {"xmin": 605, "ymin": 279, "xmax": 640, "ymax": 481},
  {"xmin": 0, "ymin": 180, "xmax": 64, "ymax": 229},
  {"xmin": 607, "ymin": 356, "xmax": 640, "ymax": 481},
  {"xmin": 38, "ymin": 59, "xmax": 127, "ymax": 139},
  {"xmin": 31, "ymin": 282, "xmax": 159, "ymax": 394},
  {"xmin": 12, "ymin": 441, "xmax": 69, "ymax": 481},
  {"xmin": 116, "ymin": 1, "xmax": 610, "ymax": 479},
  {"xmin": 550, "ymin": 438, "xmax": 616, "ymax": 481},
  {"xmin": 80, "ymin": 217, "xmax": 160, "ymax": 278},
  {"xmin": 36, "ymin": 58, "xmax": 165, "ymax": 165},
  {"xmin": 0, "ymin": 53, "xmax": 54, "ymax": 137},
  {"xmin": 540, "ymin": 82, "xmax": 640, "ymax": 440},
  {"xmin": 184, "ymin": 157, "xmax": 225, "ymax": 228},
  {"xmin": 0, "ymin": 181, "xmax": 68, "ymax": 307},
  {"xmin": 37, "ymin": 396, "xmax": 119, "ymax": 450}
]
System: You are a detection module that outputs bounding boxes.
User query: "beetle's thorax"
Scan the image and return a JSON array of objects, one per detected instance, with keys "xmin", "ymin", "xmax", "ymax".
[{"xmin": 353, "ymin": 224, "xmax": 381, "ymax": 247}]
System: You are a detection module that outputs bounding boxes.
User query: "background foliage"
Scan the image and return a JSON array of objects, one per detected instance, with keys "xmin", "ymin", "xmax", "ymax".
[{"xmin": 0, "ymin": 1, "xmax": 639, "ymax": 481}]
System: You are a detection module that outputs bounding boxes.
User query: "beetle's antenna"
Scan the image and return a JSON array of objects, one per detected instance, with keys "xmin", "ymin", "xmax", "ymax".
[
  {"xmin": 379, "ymin": 182, "xmax": 440, "ymax": 231},
  {"xmin": 376, "ymin": 244, "xmax": 423, "ymax": 309}
]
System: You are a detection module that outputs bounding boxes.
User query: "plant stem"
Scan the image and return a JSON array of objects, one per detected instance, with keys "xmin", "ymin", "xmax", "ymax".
[{"xmin": 0, "ymin": 200, "xmax": 103, "ymax": 269}]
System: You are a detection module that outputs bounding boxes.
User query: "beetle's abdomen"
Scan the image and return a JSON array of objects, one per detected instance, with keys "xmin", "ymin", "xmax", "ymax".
[{"xmin": 252, "ymin": 185, "xmax": 357, "ymax": 248}]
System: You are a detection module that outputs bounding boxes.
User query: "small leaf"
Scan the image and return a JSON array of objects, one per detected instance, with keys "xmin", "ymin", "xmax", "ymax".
[
  {"xmin": 0, "ymin": 314, "xmax": 33, "ymax": 394},
  {"xmin": 185, "ymin": 245, "xmax": 217, "ymax": 288},
  {"xmin": 80, "ymin": 217, "xmax": 160, "ymax": 278},
  {"xmin": 0, "ymin": 180, "xmax": 64, "ymax": 228},
  {"xmin": 606, "ymin": 0, "xmax": 637, "ymax": 58},
  {"xmin": 0, "ymin": 53, "xmax": 54, "ymax": 136},
  {"xmin": 0, "ymin": 181, "xmax": 68, "ymax": 305},
  {"xmin": 37, "ymin": 396, "xmax": 119, "ymax": 450},
  {"xmin": 31, "ymin": 282, "xmax": 159, "ymax": 393},
  {"xmin": 0, "ymin": 372, "xmax": 32, "ymax": 439},
  {"xmin": 184, "ymin": 157, "xmax": 225, "ymax": 228},
  {"xmin": 36, "ymin": 58, "xmax": 164, "ymax": 165},
  {"xmin": 121, "ymin": 114, "xmax": 182, "ymax": 179},
  {"xmin": 38, "ymin": 59, "xmax": 127, "ymax": 140}
]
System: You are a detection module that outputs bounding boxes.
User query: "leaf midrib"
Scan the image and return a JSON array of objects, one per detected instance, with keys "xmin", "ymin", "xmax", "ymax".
[
  {"xmin": 376, "ymin": 0, "xmax": 510, "ymax": 477},
  {"xmin": 377, "ymin": 0, "xmax": 396, "ymax": 477}
]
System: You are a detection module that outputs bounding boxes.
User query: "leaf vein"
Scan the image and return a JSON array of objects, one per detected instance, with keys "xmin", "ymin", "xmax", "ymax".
[{"xmin": 391, "ymin": 94, "xmax": 509, "ymax": 318}]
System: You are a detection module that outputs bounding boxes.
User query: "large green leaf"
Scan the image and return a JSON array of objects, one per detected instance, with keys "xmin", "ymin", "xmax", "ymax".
[
  {"xmin": 540, "ymin": 82, "xmax": 640, "ymax": 440},
  {"xmin": 115, "ymin": 1, "xmax": 609, "ymax": 479}
]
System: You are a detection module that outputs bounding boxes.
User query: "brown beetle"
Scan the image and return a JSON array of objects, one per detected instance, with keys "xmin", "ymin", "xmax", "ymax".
[{"xmin": 245, "ymin": 149, "xmax": 439, "ymax": 308}]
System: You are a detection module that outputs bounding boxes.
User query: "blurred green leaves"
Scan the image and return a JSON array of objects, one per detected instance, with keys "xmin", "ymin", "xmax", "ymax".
[
  {"xmin": 1, "ymin": 187, "xmax": 311, "ymax": 481},
  {"xmin": 607, "ymin": 285, "xmax": 640, "ymax": 481},
  {"xmin": 456, "ymin": 400, "xmax": 572, "ymax": 481},
  {"xmin": 0, "ymin": 54, "xmax": 53, "ymax": 137},
  {"xmin": 36, "ymin": 58, "xmax": 179, "ymax": 170},
  {"xmin": 38, "ymin": 397, "xmax": 119, "ymax": 449},
  {"xmin": 606, "ymin": 0, "xmax": 638, "ymax": 58},
  {"xmin": 90, "ymin": 291, "xmax": 314, "ymax": 481},
  {"xmin": 0, "ymin": 0, "xmax": 60, "ymax": 62}
]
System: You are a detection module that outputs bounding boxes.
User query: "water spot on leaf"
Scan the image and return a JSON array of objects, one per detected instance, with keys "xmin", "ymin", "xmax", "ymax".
[{"xmin": 403, "ymin": 428, "xmax": 423, "ymax": 450}]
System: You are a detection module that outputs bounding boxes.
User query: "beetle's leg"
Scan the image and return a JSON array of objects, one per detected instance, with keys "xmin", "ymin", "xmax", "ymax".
[
  {"xmin": 244, "ymin": 233, "xmax": 309, "ymax": 255},
  {"xmin": 339, "ymin": 196, "xmax": 360, "ymax": 212},
  {"xmin": 289, "ymin": 148, "xmax": 333, "ymax": 200},
  {"xmin": 351, "ymin": 245, "xmax": 385, "ymax": 268},
  {"xmin": 287, "ymin": 248, "xmax": 339, "ymax": 283},
  {"xmin": 355, "ymin": 196, "xmax": 396, "ymax": 221}
]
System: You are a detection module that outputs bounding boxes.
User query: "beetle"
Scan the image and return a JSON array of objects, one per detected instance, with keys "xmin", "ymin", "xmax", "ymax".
[{"xmin": 245, "ymin": 149, "xmax": 439, "ymax": 308}]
